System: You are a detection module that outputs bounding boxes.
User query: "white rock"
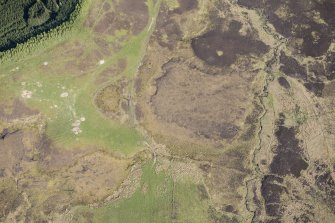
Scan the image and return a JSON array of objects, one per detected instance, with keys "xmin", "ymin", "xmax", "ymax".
[
  {"xmin": 216, "ymin": 50, "xmax": 224, "ymax": 56},
  {"xmin": 72, "ymin": 126, "xmax": 82, "ymax": 135},
  {"xmin": 99, "ymin": 60, "xmax": 105, "ymax": 65},
  {"xmin": 60, "ymin": 92, "xmax": 69, "ymax": 98},
  {"xmin": 21, "ymin": 90, "xmax": 32, "ymax": 99}
]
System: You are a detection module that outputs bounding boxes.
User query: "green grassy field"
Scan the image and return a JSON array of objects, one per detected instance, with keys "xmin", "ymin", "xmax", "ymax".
[
  {"xmin": 0, "ymin": 0, "xmax": 160, "ymax": 155},
  {"xmin": 72, "ymin": 163, "xmax": 211, "ymax": 223}
]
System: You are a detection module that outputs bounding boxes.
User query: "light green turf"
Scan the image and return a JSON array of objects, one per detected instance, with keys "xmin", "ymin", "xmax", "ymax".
[
  {"xmin": 0, "ymin": 0, "xmax": 161, "ymax": 155},
  {"xmin": 72, "ymin": 163, "xmax": 211, "ymax": 223}
]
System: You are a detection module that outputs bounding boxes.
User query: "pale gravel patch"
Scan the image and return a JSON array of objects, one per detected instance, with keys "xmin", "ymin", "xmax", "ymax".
[
  {"xmin": 21, "ymin": 90, "xmax": 32, "ymax": 99},
  {"xmin": 60, "ymin": 92, "xmax": 69, "ymax": 98}
]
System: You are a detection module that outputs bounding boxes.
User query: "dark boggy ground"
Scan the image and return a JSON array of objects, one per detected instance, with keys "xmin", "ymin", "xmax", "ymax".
[
  {"xmin": 237, "ymin": 1, "xmax": 335, "ymax": 221},
  {"xmin": 237, "ymin": 0, "xmax": 335, "ymax": 57},
  {"xmin": 238, "ymin": 0, "xmax": 335, "ymax": 98},
  {"xmin": 256, "ymin": 113, "xmax": 335, "ymax": 223},
  {"xmin": 191, "ymin": 21, "xmax": 269, "ymax": 67},
  {"xmin": 260, "ymin": 114, "xmax": 309, "ymax": 222}
]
